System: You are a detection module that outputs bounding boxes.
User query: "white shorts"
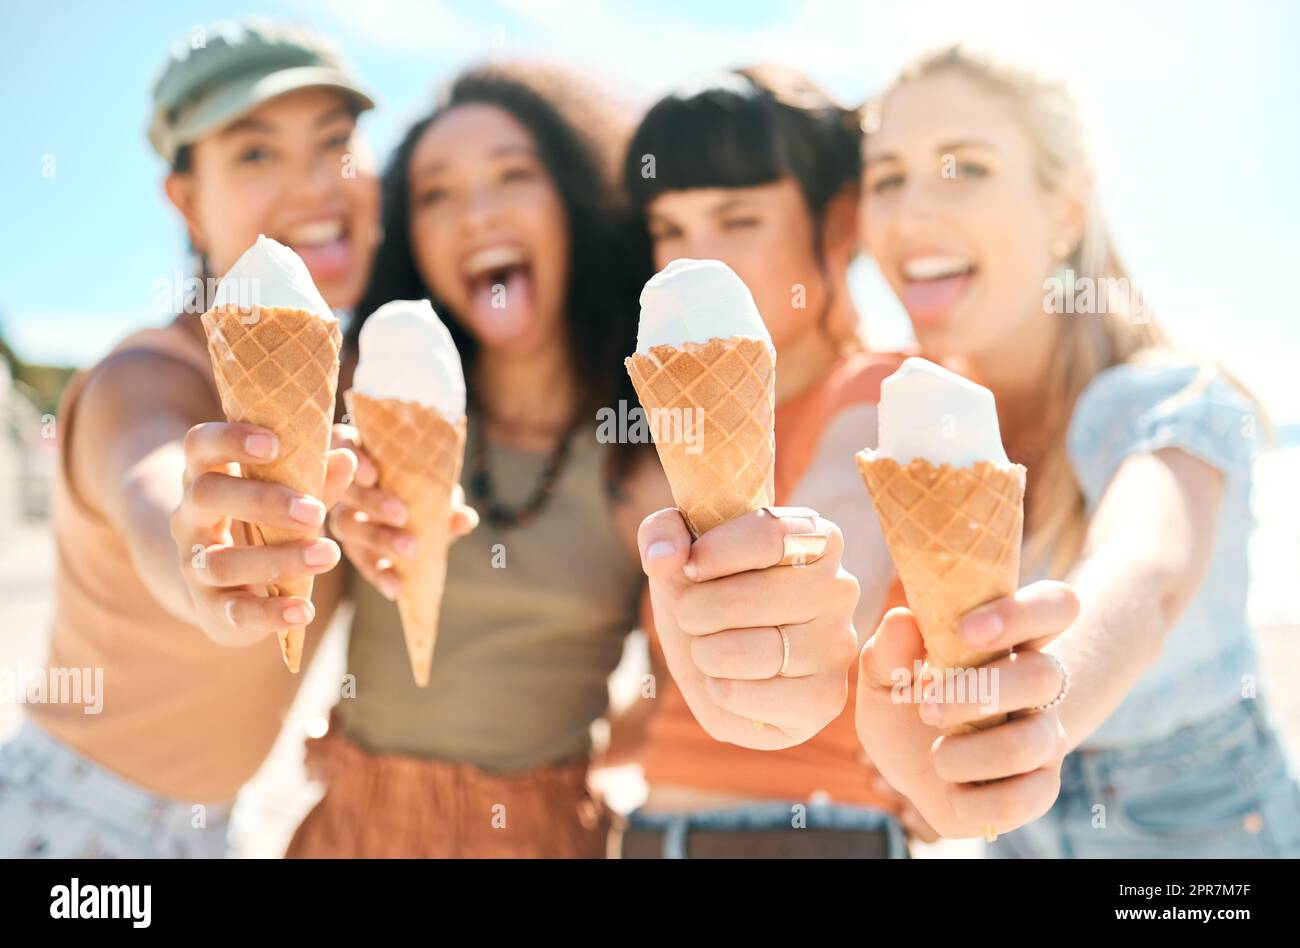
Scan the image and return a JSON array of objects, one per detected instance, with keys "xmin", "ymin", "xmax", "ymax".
[{"xmin": 0, "ymin": 718, "xmax": 232, "ymax": 858}]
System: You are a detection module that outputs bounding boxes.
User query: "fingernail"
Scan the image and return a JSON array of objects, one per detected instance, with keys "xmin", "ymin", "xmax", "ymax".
[
  {"xmin": 246, "ymin": 433, "xmax": 278, "ymax": 459},
  {"xmin": 681, "ymin": 561, "xmax": 699, "ymax": 580},
  {"xmin": 382, "ymin": 499, "xmax": 409, "ymax": 526},
  {"xmin": 289, "ymin": 496, "xmax": 326, "ymax": 525},
  {"xmin": 224, "ymin": 599, "xmax": 238, "ymax": 626},
  {"xmin": 283, "ymin": 603, "xmax": 311, "ymax": 625},
  {"xmin": 394, "ymin": 535, "xmax": 417, "ymax": 558},
  {"xmin": 960, "ymin": 610, "xmax": 1003, "ymax": 645},
  {"xmin": 304, "ymin": 540, "xmax": 338, "ymax": 566},
  {"xmin": 645, "ymin": 540, "xmax": 675, "ymax": 563},
  {"xmin": 920, "ymin": 700, "xmax": 940, "ymax": 725}
]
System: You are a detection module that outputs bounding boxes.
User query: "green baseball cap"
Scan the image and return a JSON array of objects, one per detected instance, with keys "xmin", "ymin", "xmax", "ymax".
[{"xmin": 148, "ymin": 18, "xmax": 376, "ymax": 164}]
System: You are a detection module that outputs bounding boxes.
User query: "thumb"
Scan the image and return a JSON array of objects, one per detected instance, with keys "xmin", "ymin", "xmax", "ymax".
[
  {"xmin": 322, "ymin": 447, "xmax": 359, "ymax": 510},
  {"xmin": 637, "ymin": 508, "xmax": 693, "ymax": 581},
  {"xmin": 859, "ymin": 607, "xmax": 926, "ymax": 691}
]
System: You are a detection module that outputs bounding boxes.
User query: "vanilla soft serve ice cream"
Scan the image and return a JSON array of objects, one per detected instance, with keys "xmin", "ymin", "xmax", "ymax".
[
  {"xmin": 199, "ymin": 234, "xmax": 343, "ymax": 674},
  {"xmin": 626, "ymin": 257, "xmax": 776, "ymax": 538},
  {"xmin": 636, "ymin": 258, "xmax": 771, "ymax": 352},
  {"xmin": 873, "ymin": 357, "xmax": 1011, "ymax": 468},
  {"xmin": 345, "ymin": 299, "xmax": 469, "ymax": 688},
  {"xmin": 212, "ymin": 234, "xmax": 333, "ymax": 318},
  {"xmin": 353, "ymin": 299, "xmax": 465, "ymax": 422}
]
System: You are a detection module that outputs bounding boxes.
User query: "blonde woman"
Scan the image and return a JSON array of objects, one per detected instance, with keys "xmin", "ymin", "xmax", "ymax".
[{"xmin": 854, "ymin": 45, "xmax": 1300, "ymax": 856}]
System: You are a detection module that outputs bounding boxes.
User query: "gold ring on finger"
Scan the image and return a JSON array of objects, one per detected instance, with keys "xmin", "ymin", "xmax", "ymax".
[{"xmin": 777, "ymin": 532, "xmax": 829, "ymax": 567}]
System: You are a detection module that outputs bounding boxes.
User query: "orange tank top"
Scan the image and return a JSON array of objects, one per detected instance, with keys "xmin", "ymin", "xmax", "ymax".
[
  {"xmin": 26, "ymin": 318, "xmax": 322, "ymax": 803},
  {"xmin": 640, "ymin": 351, "xmax": 907, "ymax": 809}
]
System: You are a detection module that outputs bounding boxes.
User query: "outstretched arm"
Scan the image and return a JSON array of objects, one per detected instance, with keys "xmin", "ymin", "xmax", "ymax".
[
  {"xmin": 71, "ymin": 351, "xmax": 224, "ymax": 623},
  {"xmin": 855, "ymin": 446, "xmax": 1222, "ymax": 839},
  {"xmin": 1038, "ymin": 446, "xmax": 1223, "ymax": 750}
]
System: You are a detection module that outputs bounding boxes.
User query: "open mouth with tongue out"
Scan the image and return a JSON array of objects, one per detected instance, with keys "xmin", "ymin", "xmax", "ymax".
[
  {"xmin": 276, "ymin": 217, "xmax": 355, "ymax": 286},
  {"xmin": 900, "ymin": 255, "xmax": 977, "ymax": 328},
  {"xmin": 462, "ymin": 244, "xmax": 535, "ymax": 345}
]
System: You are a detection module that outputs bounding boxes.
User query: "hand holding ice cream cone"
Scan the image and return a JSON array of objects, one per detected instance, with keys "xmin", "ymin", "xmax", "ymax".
[
  {"xmin": 340, "ymin": 299, "xmax": 469, "ymax": 686},
  {"xmin": 855, "ymin": 583, "xmax": 1078, "ymax": 840},
  {"xmin": 628, "ymin": 259, "xmax": 858, "ymax": 748},
  {"xmin": 625, "ymin": 259, "xmax": 776, "ymax": 537},
  {"xmin": 189, "ymin": 235, "xmax": 344, "ymax": 671},
  {"xmin": 172, "ymin": 420, "xmax": 354, "ymax": 650},
  {"xmin": 856, "ymin": 357, "xmax": 1025, "ymax": 690},
  {"xmin": 639, "ymin": 506, "xmax": 861, "ymax": 749},
  {"xmin": 853, "ymin": 357, "xmax": 1079, "ymax": 839}
]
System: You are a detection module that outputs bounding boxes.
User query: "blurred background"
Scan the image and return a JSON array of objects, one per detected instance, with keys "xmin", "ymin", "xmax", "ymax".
[{"xmin": 1, "ymin": 0, "xmax": 1296, "ymax": 856}]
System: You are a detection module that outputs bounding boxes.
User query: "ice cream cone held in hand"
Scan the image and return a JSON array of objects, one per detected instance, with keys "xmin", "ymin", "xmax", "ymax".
[
  {"xmin": 856, "ymin": 358, "xmax": 1026, "ymax": 732},
  {"xmin": 202, "ymin": 235, "xmax": 342, "ymax": 672},
  {"xmin": 347, "ymin": 300, "xmax": 467, "ymax": 687},
  {"xmin": 625, "ymin": 259, "xmax": 776, "ymax": 537}
]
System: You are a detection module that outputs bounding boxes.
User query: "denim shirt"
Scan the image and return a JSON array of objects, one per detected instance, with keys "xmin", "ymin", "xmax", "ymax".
[{"xmin": 1062, "ymin": 359, "xmax": 1261, "ymax": 748}]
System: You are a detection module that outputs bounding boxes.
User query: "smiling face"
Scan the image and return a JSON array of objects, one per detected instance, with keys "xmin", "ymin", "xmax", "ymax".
[
  {"xmin": 406, "ymin": 103, "xmax": 570, "ymax": 355},
  {"xmin": 862, "ymin": 71, "xmax": 1075, "ymax": 360},
  {"xmin": 645, "ymin": 179, "xmax": 827, "ymax": 352},
  {"xmin": 168, "ymin": 87, "xmax": 379, "ymax": 310}
]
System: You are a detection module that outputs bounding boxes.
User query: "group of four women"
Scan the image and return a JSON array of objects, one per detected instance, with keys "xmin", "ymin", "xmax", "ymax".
[{"xmin": 2, "ymin": 18, "xmax": 1297, "ymax": 859}]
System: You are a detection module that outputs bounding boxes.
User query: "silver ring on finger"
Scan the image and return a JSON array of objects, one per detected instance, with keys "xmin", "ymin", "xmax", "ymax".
[
  {"xmin": 1032, "ymin": 653, "xmax": 1070, "ymax": 711},
  {"xmin": 775, "ymin": 624, "xmax": 791, "ymax": 677}
]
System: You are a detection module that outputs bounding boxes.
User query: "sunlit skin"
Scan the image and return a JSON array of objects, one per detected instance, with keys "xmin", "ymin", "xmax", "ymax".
[
  {"xmin": 861, "ymin": 71, "xmax": 1086, "ymax": 405},
  {"xmin": 166, "ymin": 87, "xmax": 380, "ymax": 311},
  {"xmin": 329, "ymin": 104, "xmax": 585, "ymax": 604},
  {"xmin": 639, "ymin": 178, "xmax": 937, "ymax": 836},
  {"xmin": 84, "ymin": 86, "xmax": 386, "ymax": 647},
  {"xmin": 646, "ymin": 179, "xmax": 855, "ymax": 403},
  {"xmin": 854, "ymin": 71, "xmax": 1227, "ymax": 841},
  {"xmin": 166, "ymin": 89, "xmax": 387, "ymax": 642},
  {"xmin": 409, "ymin": 104, "xmax": 571, "ymax": 362},
  {"xmin": 319, "ymin": 103, "xmax": 864, "ymax": 755}
]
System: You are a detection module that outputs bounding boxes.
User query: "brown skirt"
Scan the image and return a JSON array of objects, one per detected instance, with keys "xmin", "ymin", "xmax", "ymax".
[{"xmin": 285, "ymin": 724, "xmax": 611, "ymax": 858}]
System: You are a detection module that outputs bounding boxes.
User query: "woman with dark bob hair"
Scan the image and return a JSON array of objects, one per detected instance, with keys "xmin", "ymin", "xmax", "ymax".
[{"xmin": 609, "ymin": 66, "xmax": 929, "ymax": 858}]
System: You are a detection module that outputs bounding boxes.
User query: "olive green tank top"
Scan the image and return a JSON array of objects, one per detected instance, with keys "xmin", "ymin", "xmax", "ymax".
[{"xmin": 338, "ymin": 420, "xmax": 644, "ymax": 773}]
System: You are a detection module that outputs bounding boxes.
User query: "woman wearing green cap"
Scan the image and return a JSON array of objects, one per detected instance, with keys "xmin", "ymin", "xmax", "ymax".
[{"xmin": 0, "ymin": 18, "xmax": 384, "ymax": 858}]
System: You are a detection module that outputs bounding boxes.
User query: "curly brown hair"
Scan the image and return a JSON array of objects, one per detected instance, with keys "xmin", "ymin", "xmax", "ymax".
[{"xmin": 351, "ymin": 61, "xmax": 654, "ymax": 483}]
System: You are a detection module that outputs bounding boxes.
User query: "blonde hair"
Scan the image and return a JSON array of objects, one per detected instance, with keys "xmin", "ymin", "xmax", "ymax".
[{"xmin": 869, "ymin": 45, "xmax": 1231, "ymax": 578}]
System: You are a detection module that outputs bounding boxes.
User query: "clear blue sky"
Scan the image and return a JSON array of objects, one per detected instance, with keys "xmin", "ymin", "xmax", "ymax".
[{"xmin": 2, "ymin": 0, "xmax": 1297, "ymax": 422}]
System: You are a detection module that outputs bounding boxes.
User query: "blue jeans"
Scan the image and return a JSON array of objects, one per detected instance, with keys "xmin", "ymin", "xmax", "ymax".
[
  {"xmin": 626, "ymin": 801, "xmax": 908, "ymax": 858},
  {"xmin": 989, "ymin": 699, "xmax": 1300, "ymax": 858},
  {"xmin": 0, "ymin": 719, "xmax": 232, "ymax": 858}
]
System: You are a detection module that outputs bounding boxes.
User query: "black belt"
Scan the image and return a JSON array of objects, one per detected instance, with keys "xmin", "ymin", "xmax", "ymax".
[{"xmin": 615, "ymin": 825, "xmax": 896, "ymax": 859}]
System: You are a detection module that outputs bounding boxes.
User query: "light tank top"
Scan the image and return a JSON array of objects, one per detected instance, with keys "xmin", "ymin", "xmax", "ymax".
[{"xmin": 29, "ymin": 318, "xmax": 323, "ymax": 802}]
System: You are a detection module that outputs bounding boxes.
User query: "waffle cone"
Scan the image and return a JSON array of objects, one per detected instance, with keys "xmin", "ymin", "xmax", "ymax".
[
  {"xmin": 202, "ymin": 304, "xmax": 342, "ymax": 672},
  {"xmin": 347, "ymin": 392, "xmax": 467, "ymax": 687},
  {"xmin": 625, "ymin": 338, "xmax": 775, "ymax": 537},
  {"xmin": 856, "ymin": 455, "xmax": 1025, "ymax": 733}
]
